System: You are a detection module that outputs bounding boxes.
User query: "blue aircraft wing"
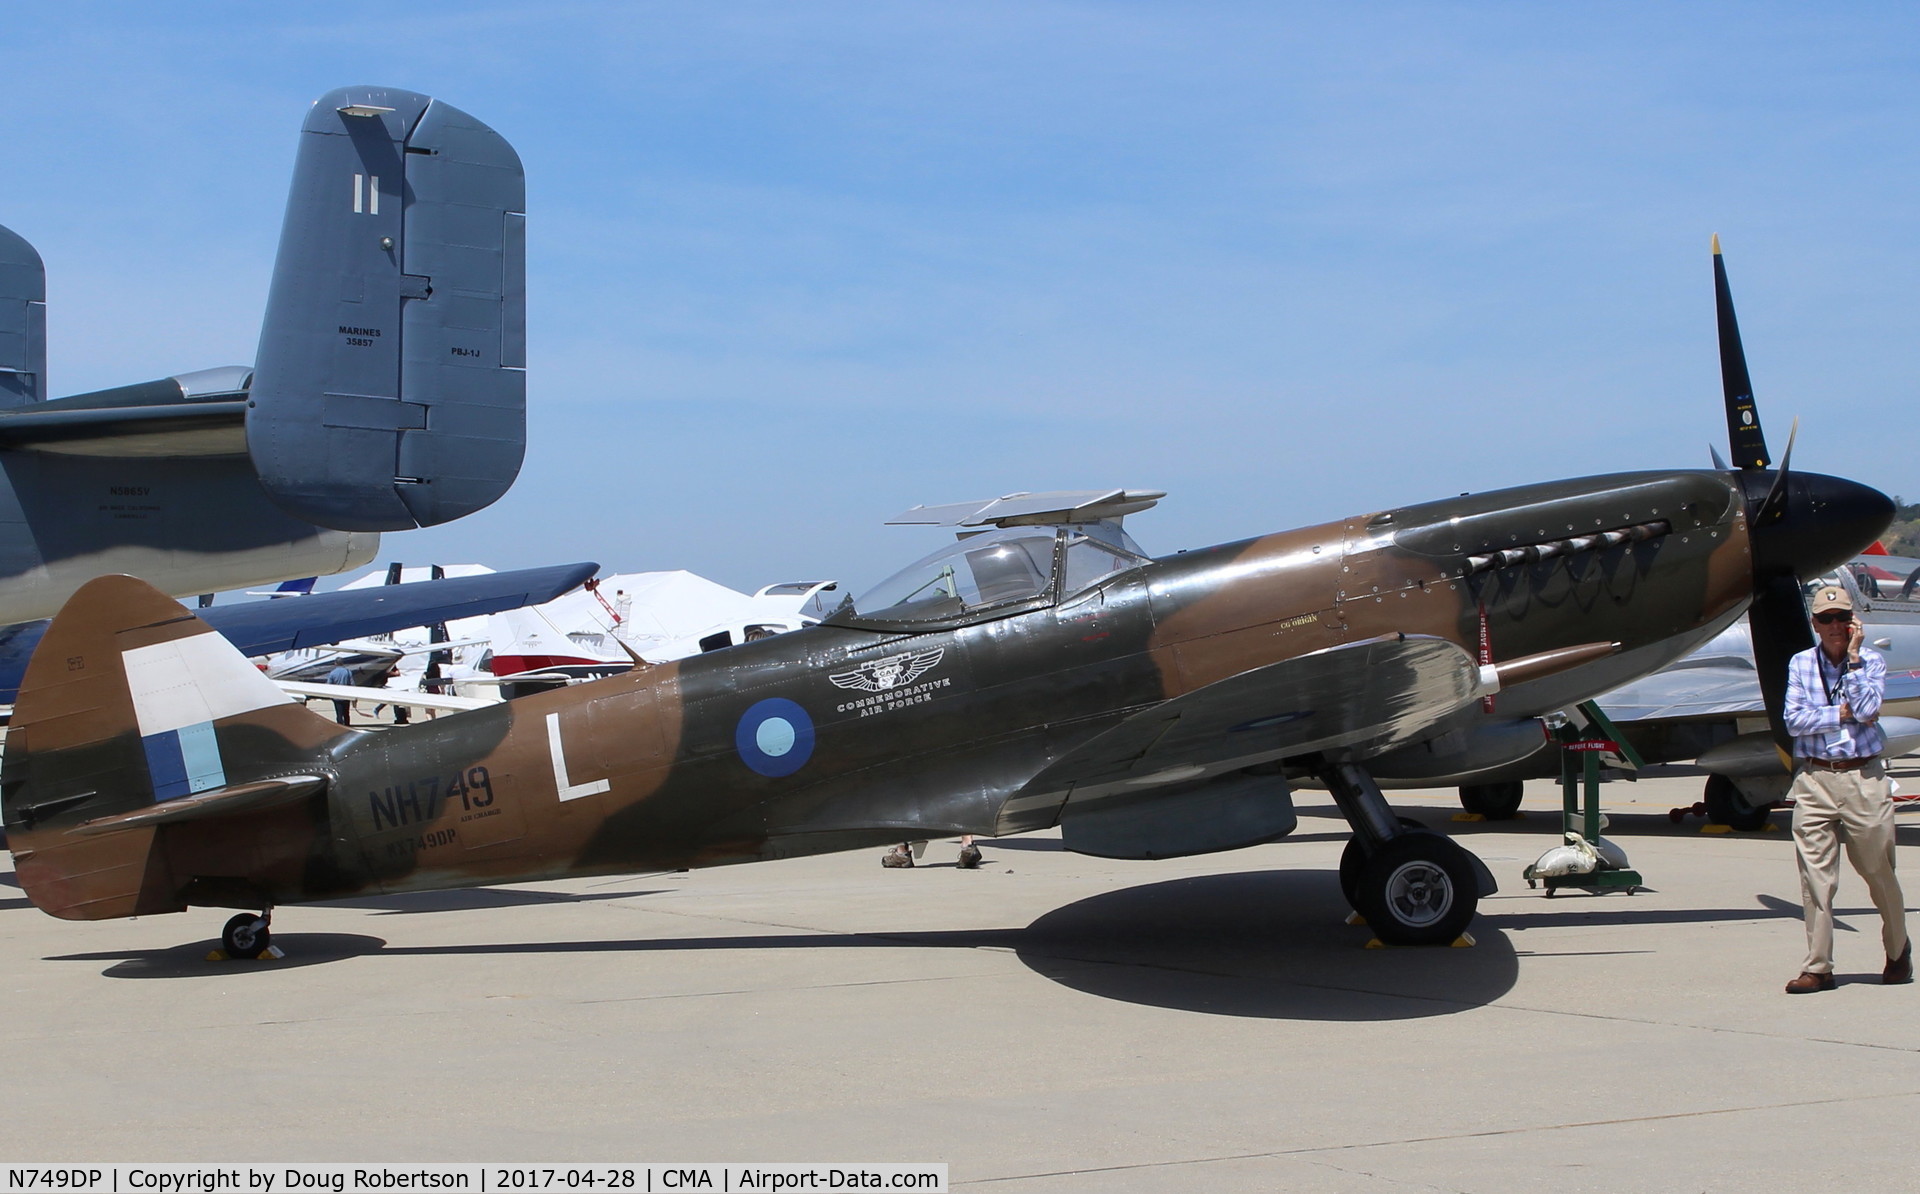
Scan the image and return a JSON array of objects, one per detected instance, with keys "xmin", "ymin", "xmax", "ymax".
[{"xmin": 0, "ymin": 561, "xmax": 598, "ymax": 703}]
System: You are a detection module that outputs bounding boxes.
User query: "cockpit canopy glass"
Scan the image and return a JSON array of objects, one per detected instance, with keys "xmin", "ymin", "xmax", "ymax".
[{"xmin": 826, "ymin": 524, "xmax": 1148, "ymax": 627}]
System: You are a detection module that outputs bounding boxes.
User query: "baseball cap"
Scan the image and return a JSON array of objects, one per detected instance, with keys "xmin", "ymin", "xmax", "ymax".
[{"xmin": 1809, "ymin": 585, "xmax": 1853, "ymax": 615}]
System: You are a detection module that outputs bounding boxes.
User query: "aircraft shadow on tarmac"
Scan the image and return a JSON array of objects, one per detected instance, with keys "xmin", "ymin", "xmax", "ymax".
[
  {"xmin": 46, "ymin": 873, "xmax": 1903, "ymax": 1014},
  {"xmin": 311, "ymin": 887, "xmax": 669, "ymax": 915},
  {"xmin": 57, "ymin": 934, "xmax": 391, "ymax": 978},
  {"xmin": 48, "ymin": 871, "xmax": 1519, "ymax": 1020}
]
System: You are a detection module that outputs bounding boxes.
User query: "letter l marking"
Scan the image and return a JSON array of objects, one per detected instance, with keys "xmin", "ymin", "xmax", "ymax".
[{"xmin": 547, "ymin": 711, "xmax": 611, "ymax": 802}]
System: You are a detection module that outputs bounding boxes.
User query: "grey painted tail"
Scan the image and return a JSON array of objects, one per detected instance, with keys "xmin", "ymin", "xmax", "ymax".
[
  {"xmin": 0, "ymin": 224, "xmax": 45, "ymax": 407},
  {"xmin": 248, "ymin": 86, "xmax": 526, "ymax": 533}
]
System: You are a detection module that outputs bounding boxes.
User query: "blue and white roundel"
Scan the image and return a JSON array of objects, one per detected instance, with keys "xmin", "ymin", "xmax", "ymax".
[{"xmin": 735, "ymin": 698, "xmax": 815, "ymax": 778}]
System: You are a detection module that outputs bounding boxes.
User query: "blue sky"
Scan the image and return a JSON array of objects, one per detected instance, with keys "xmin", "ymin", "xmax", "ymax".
[{"xmin": 6, "ymin": 3, "xmax": 1916, "ymax": 594}]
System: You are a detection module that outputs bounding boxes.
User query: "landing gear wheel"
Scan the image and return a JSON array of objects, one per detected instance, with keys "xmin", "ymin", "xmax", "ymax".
[
  {"xmin": 1352, "ymin": 834, "xmax": 1480, "ymax": 946},
  {"xmin": 1458, "ymin": 780, "xmax": 1525, "ymax": 820},
  {"xmin": 1338, "ymin": 817, "xmax": 1435, "ymax": 909},
  {"xmin": 1703, "ymin": 774, "xmax": 1771, "ymax": 831},
  {"xmin": 222, "ymin": 913, "xmax": 271, "ymax": 960}
]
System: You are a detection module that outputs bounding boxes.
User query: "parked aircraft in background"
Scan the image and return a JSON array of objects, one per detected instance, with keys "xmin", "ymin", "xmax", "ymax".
[
  {"xmin": 0, "ymin": 85, "xmax": 525, "ymax": 624},
  {"xmin": 0, "ymin": 244, "xmax": 1892, "ymax": 957},
  {"xmin": 259, "ymin": 566, "xmax": 831, "ymax": 707},
  {"xmin": 497, "ymin": 572, "xmax": 832, "ymax": 666}
]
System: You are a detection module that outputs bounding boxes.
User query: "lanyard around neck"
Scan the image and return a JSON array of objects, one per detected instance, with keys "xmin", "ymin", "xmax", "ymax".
[{"xmin": 1819, "ymin": 653, "xmax": 1846, "ymax": 706}]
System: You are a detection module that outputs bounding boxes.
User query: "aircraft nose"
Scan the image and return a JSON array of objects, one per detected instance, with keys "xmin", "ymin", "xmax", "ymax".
[{"xmin": 1745, "ymin": 470, "xmax": 1895, "ymax": 579}]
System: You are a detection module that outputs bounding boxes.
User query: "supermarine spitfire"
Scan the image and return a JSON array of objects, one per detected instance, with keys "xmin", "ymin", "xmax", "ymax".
[{"xmin": 0, "ymin": 246, "xmax": 1894, "ymax": 954}]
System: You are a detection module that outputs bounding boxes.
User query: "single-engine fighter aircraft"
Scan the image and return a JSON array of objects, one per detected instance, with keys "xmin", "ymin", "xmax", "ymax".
[
  {"xmin": 0, "ymin": 248, "xmax": 1895, "ymax": 954},
  {"xmin": 0, "ymin": 85, "xmax": 525, "ymax": 625}
]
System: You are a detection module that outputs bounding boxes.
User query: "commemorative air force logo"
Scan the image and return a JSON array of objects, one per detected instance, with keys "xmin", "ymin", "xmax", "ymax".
[
  {"xmin": 831, "ymin": 648, "xmax": 945, "ymax": 693},
  {"xmin": 829, "ymin": 648, "xmax": 952, "ymax": 717}
]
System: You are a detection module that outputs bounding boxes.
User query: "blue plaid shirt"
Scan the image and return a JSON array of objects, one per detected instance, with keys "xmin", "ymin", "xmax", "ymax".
[{"xmin": 1783, "ymin": 645, "xmax": 1886, "ymax": 760}]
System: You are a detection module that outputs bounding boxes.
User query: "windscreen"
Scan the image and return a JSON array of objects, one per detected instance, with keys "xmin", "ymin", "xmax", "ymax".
[{"xmin": 844, "ymin": 528, "xmax": 1060, "ymax": 623}]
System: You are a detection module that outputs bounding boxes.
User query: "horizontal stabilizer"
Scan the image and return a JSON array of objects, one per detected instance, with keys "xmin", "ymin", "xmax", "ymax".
[
  {"xmin": 0, "ymin": 367, "xmax": 255, "ymax": 457},
  {"xmin": 71, "ymin": 775, "xmax": 327, "ymax": 836},
  {"xmin": 249, "ymin": 86, "xmax": 526, "ymax": 531},
  {"xmin": 278, "ymin": 679, "xmax": 491, "ymax": 713},
  {"xmin": 0, "ymin": 397, "xmax": 245, "ymax": 455}
]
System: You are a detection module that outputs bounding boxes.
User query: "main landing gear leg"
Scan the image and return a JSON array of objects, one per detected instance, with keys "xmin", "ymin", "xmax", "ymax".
[
  {"xmin": 220, "ymin": 909, "xmax": 274, "ymax": 960},
  {"xmin": 1317, "ymin": 760, "xmax": 1496, "ymax": 946}
]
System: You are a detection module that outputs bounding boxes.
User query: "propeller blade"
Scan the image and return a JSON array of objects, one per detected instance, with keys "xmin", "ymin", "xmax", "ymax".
[
  {"xmin": 1714, "ymin": 235, "xmax": 1771, "ymax": 470},
  {"xmin": 1709, "ymin": 443, "xmax": 1729, "ymax": 471},
  {"xmin": 1755, "ymin": 416, "xmax": 1799, "ymax": 528},
  {"xmin": 1748, "ymin": 572, "xmax": 1813, "ymax": 756}
]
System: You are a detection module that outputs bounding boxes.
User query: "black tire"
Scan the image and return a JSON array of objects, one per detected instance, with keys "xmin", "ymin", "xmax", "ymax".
[
  {"xmin": 222, "ymin": 913, "xmax": 271, "ymax": 960},
  {"xmin": 1352, "ymin": 834, "xmax": 1481, "ymax": 946},
  {"xmin": 1338, "ymin": 817, "xmax": 1434, "ymax": 909},
  {"xmin": 1702, "ymin": 773, "xmax": 1771, "ymax": 831},
  {"xmin": 1458, "ymin": 780, "xmax": 1525, "ymax": 820}
]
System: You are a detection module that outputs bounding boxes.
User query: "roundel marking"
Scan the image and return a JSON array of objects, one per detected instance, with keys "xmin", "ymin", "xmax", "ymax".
[{"xmin": 736, "ymin": 698, "xmax": 815, "ymax": 777}]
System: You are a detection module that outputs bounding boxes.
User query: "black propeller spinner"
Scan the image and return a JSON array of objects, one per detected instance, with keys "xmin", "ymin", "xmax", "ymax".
[{"xmin": 1713, "ymin": 236, "xmax": 1894, "ymax": 755}]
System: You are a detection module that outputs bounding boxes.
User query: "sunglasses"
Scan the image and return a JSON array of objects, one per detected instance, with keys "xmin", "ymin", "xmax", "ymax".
[{"xmin": 1813, "ymin": 611, "xmax": 1852, "ymax": 624}]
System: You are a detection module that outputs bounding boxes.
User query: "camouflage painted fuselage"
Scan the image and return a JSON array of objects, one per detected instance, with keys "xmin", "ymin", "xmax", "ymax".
[{"xmin": 6, "ymin": 467, "xmax": 1876, "ymax": 920}]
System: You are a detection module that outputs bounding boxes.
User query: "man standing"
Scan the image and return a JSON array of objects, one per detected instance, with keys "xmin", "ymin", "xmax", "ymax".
[
  {"xmin": 1782, "ymin": 585, "xmax": 1910, "ymax": 993},
  {"xmin": 326, "ymin": 662, "xmax": 356, "ymax": 727}
]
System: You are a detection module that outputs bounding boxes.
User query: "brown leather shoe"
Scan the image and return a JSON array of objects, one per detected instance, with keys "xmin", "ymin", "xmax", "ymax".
[
  {"xmin": 1885, "ymin": 942, "xmax": 1913, "ymax": 985},
  {"xmin": 1784, "ymin": 971, "xmax": 1836, "ymax": 994}
]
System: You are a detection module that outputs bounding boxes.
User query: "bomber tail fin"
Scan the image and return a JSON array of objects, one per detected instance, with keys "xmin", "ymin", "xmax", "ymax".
[
  {"xmin": 248, "ymin": 85, "xmax": 526, "ymax": 532},
  {"xmin": 1, "ymin": 576, "xmax": 348, "ymax": 919},
  {"xmin": 0, "ymin": 223, "xmax": 46, "ymax": 407}
]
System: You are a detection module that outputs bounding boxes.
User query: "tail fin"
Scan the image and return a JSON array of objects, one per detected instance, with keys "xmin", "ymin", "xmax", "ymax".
[
  {"xmin": 1, "ymin": 576, "xmax": 346, "ymax": 919},
  {"xmin": 247, "ymin": 85, "xmax": 526, "ymax": 532},
  {"xmin": 0, "ymin": 223, "xmax": 46, "ymax": 407}
]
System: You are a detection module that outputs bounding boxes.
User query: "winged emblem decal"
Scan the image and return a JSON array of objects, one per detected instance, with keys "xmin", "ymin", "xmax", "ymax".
[{"xmin": 830, "ymin": 648, "xmax": 946, "ymax": 693}]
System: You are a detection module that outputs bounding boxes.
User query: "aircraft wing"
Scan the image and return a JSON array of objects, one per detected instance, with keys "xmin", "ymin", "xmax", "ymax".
[
  {"xmin": 996, "ymin": 634, "xmax": 1485, "ymax": 833},
  {"xmin": 1595, "ymin": 657, "xmax": 1762, "ymax": 723},
  {"xmin": 0, "ymin": 561, "xmax": 598, "ymax": 703},
  {"xmin": 1601, "ymin": 659, "xmax": 1920, "ymax": 724}
]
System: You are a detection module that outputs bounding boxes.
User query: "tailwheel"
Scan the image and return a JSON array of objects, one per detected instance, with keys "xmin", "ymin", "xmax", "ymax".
[
  {"xmin": 1458, "ymin": 780, "xmax": 1524, "ymax": 820},
  {"xmin": 222, "ymin": 912, "xmax": 272, "ymax": 960},
  {"xmin": 1352, "ymin": 834, "xmax": 1480, "ymax": 947},
  {"xmin": 1703, "ymin": 774, "xmax": 1772, "ymax": 831}
]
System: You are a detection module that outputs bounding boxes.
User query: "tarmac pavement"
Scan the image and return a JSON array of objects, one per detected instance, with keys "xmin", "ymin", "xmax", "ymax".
[{"xmin": 4, "ymin": 769, "xmax": 1918, "ymax": 1191}]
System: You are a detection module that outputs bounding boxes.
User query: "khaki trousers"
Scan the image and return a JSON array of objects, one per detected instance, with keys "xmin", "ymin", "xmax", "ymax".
[{"xmin": 1790, "ymin": 759, "xmax": 1908, "ymax": 974}]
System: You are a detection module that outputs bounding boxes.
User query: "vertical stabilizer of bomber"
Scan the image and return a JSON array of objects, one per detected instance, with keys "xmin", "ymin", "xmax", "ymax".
[
  {"xmin": 0, "ymin": 223, "xmax": 46, "ymax": 407},
  {"xmin": 248, "ymin": 85, "xmax": 527, "ymax": 532},
  {"xmin": 1, "ymin": 575, "xmax": 347, "ymax": 920}
]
